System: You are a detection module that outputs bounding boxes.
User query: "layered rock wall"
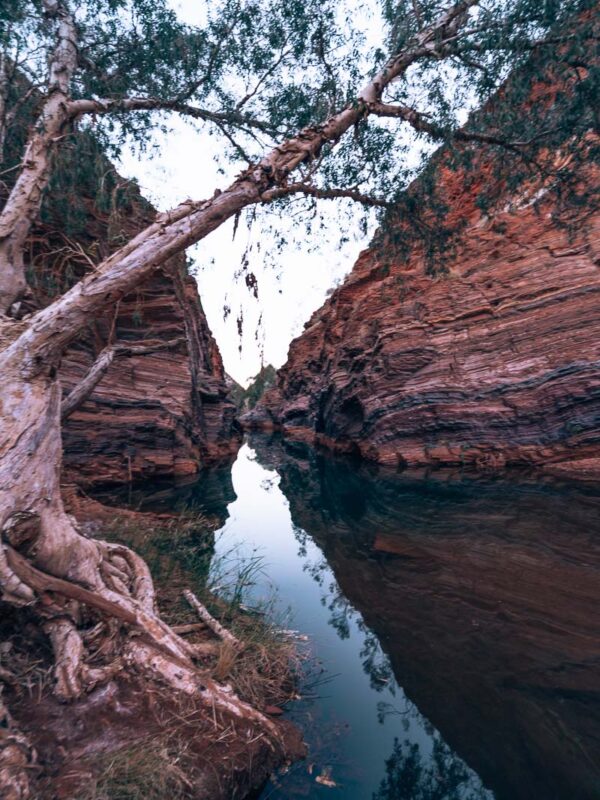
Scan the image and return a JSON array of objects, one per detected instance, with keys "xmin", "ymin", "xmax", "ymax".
[
  {"xmin": 254, "ymin": 153, "xmax": 600, "ymax": 472},
  {"xmin": 60, "ymin": 269, "xmax": 240, "ymax": 485},
  {"xmin": 13, "ymin": 133, "xmax": 240, "ymax": 486}
]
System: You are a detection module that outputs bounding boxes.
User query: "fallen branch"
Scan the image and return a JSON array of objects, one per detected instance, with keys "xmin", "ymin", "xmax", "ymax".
[
  {"xmin": 61, "ymin": 337, "xmax": 185, "ymax": 420},
  {"xmin": 183, "ymin": 589, "xmax": 242, "ymax": 650},
  {"xmin": 172, "ymin": 622, "xmax": 208, "ymax": 635}
]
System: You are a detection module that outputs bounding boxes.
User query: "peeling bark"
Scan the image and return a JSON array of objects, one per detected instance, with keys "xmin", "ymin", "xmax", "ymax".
[{"xmin": 0, "ymin": 1, "xmax": 79, "ymax": 312}]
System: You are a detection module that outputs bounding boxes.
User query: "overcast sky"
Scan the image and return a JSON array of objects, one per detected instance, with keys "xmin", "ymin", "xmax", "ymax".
[
  {"xmin": 119, "ymin": 122, "xmax": 375, "ymax": 387},
  {"xmin": 117, "ymin": 1, "xmax": 380, "ymax": 387}
]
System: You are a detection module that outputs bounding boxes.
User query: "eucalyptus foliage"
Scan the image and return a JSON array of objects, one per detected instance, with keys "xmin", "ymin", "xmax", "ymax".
[{"xmin": 1, "ymin": 0, "xmax": 598, "ymax": 272}]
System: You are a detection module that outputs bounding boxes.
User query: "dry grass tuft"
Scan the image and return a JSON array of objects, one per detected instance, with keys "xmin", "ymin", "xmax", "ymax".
[
  {"xmin": 102, "ymin": 509, "xmax": 300, "ymax": 710},
  {"xmin": 78, "ymin": 736, "xmax": 195, "ymax": 800}
]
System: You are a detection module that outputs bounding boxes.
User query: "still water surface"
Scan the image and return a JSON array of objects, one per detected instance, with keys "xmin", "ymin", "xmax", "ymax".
[{"xmin": 120, "ymin": 434, "xmax": 600, "ymax": 800}]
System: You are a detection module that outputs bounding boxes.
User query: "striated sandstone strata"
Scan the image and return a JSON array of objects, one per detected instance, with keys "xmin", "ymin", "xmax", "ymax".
[
  {"xmin": 14, "ymin": 132, "xmax": 240, "ymax": 486},
  {"xmin": 251, "ymin": 112, "xmax": 600, "ymax": 472},
  {"xmin": 60, "ymin": 268, "xmax": 241, "ymax": 486}
]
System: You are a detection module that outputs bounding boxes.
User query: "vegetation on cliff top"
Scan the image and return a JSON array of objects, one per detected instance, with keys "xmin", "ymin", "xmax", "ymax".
[{"xmin": 229, "ymin": 364, "xmax": 278, "ymax": 411}]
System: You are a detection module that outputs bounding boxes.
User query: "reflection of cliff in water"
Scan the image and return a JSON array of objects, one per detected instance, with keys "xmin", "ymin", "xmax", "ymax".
[
  {"xmin": 92, "ymin": 465, "xmax": 237, "ymax": 527},
  {"xmin": 250, "ymin": 433, "xmax": 600, "ymax": 800}
]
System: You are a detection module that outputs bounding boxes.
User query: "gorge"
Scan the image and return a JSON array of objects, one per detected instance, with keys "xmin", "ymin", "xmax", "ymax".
[
  {"xmin": 104, "ymin": 433, "xmax": 600, "ymax": 800},
  {"xmin": 1, "ymin": 1, "xmax": 599, "ymax": 798},
  {"xmin": 26, "ymin": 134, "xmax": 241, "ymax": 486}
]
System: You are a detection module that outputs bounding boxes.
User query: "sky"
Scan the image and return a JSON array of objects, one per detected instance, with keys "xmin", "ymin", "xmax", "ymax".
[
  {"xmin": 117, "ymin": 0, "xmax": 383, "ymax": 387},
  {"xmin": 119, "ymin": 121, "xmax": 375, "ymax": 387}
]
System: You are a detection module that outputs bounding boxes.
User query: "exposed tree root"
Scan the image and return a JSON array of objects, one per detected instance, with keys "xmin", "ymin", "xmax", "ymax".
[
  {"xmin": 0, "ymin": 689, "xmax": 36, "ymax": 800},
  {"xmin": 2, "ymin": 541, "xmax": 286, "ymax": 752},
  {"xmin": 0, "ymin": 362, "xmax": 288, "ymax": 798},
  {"xmin": 43, "ymin": 618, "xmax": 123, "ymax": 701}
]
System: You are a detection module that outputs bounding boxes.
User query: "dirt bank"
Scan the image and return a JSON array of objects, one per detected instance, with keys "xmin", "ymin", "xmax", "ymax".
[{"xmin": 0, "ymin": 491, "xmax": 304, "ymax": 800}]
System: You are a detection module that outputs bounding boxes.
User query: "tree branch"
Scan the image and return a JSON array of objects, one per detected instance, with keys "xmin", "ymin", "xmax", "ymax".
[
  {"xmin": 0, "ymin": 0, "xmax": 78, "ymax": 312},
  {"xmin": 262, "ymin": 182, "xmax": 391, "ymax": 208},
  {"xmin": 235, "ymin": 39, "xmax": 292, "ymax": 111},
  {"xmin": 61, "ymin": 337, "xmax": 185, "ymax": 420},
  {"xmin": 369, "ymin": 101, "xmax": 533, "ymax": 154},
  {"xmin": 3, "ymin": 0, "xmax": 480, "ymax": 365},
  {"xmin": 66, "ymin": 96, "xmax": 280, "ymax": 137},
  {"xmin": 184, "ymin": 589, "xmax": 242, "ymax": 649}
]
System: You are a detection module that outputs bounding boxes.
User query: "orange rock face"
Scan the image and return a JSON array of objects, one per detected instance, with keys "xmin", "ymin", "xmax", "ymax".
[{"xmin": 254, "ymin": 155, "xmax": 600, "ymax": 473}]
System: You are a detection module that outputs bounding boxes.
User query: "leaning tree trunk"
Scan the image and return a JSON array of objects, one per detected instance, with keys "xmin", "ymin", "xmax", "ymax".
[{"xmin": 0, "ymin": 0, "xmax": 79, "ymax": 314}]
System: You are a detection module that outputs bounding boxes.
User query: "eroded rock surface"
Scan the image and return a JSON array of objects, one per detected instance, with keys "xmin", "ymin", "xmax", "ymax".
[
  {"xmin": 60, "ymin": 268, "xmax": 240, "ymax": 485},
  {"xmin": 12, "ymin": 133, "xmax": 241, "ymax": 486},
  {"xmin": 252, "ymin": 124, "xmax": 600, "ymax": 473}
]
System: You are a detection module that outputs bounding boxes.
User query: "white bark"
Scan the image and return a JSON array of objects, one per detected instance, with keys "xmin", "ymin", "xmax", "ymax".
[
  {"xmin": 184, "ymin": 589, "xmax": 242, "ymax": 649},
  {"xmin": 0, "ymin": 1, "xmax": 78, "ymax": 312},
  {"xmin": 0, "ymin": 0, "xmax": 476, "ymax": 315}
]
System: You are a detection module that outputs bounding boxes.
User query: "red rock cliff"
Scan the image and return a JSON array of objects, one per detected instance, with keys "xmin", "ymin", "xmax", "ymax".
[
  {"xmin": 254, "ymin": 136, "xmax": 600, "ymax": 474},
  {"xmin": 14, "ymin": 134, "xmax": 241, "ymax": 486},
  {"xmin": 59, "ymin": 267, "xmax": 241, "ymax": 486}
]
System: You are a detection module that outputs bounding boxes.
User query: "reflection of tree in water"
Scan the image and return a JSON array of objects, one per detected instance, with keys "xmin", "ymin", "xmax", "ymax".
[
  {"xmin": 293, "ymin": 524, "xmax": 395, "ymax": 691},
  {"xmin": 292, "ymin": 514, "xmax": 492, "ymax": 800},
  {"xmin": 373, "ymin": 736, "xmax": 492, "ymax": 800}
]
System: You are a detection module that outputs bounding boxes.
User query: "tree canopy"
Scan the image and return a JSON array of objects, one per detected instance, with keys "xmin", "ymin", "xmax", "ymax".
[{"xmin": 1, "ymin": 0, "xmax": 598, "ymax": 278}]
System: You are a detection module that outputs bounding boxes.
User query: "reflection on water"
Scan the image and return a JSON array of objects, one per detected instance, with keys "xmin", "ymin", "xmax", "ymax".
[
  {"xmin": 93, "ymin": 465, "xmax": 237, "ymax": 525},
  {"xmin": 249, "ymin": 434, "xmax": 600, "ymax": 800},
  {"xmin": 106, "ymin": 434, "xmax": 600, "ymax": 799}
]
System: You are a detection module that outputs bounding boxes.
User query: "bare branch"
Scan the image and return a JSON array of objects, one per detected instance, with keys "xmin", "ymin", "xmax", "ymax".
[
  {"xmin": 235, "ymin": 39, "xmax": 292, "ymax": 111},
  {"xmin": 184, "ymin": 589, "xmax": 242, "ymax": 650},
  {"xmin": 61, "ymin": 337, "xmax": 185, "ymax": 420},
  {"xmin": 212, "ymin": 119, "xmax": 253, "ymax": 164},
  {"xmin": 369, "ymin": 101, "xmax": 534, "ymax": 154},
  {"xmin": 262, "ymin": 182, "xmax": 391, "ymax": 208},
  {"xmin": 66, "ymin": 96, "xmax": 281, "ymax": 137}
]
